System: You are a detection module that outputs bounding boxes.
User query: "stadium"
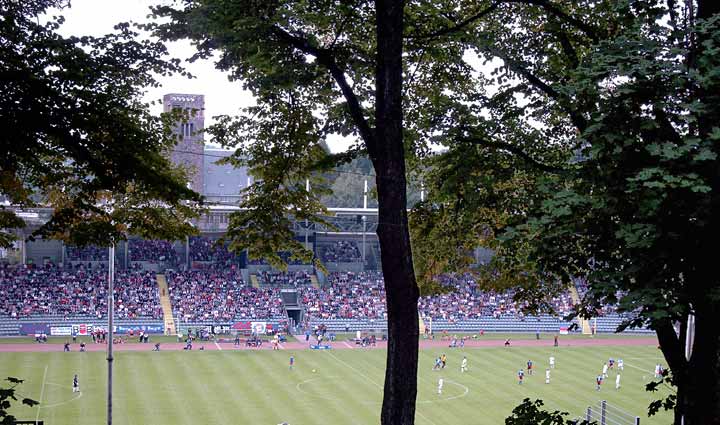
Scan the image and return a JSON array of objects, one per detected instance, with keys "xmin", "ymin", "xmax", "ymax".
[
  {"xmin": 1, "ymin": 92, "xmax": 669, "ymax": 424},
  {"xmin": 3, "ymin": 1, "xmax": 716, "ymax": 424}
]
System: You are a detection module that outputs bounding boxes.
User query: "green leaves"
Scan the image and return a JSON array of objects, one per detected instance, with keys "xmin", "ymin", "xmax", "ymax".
[
  {"xmin": 1, "ymin": 0, "xmax": 201, "ymax": 247},
  {"xmin": 206, "ymin": 92, "xmax": 334, "ymax": 269},
  {"xmin": 645, "ymin": 369, "xmax": 677, "ymax": 417},
  {"xmin": 505, "ymin": 398, "xmax": 592, "ymax": 425},
  {"xmin": 0, "ymin": 377, "xmax": 39, "ymax": 424}
]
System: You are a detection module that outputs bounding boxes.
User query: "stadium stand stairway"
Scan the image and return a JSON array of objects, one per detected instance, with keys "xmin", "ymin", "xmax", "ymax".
[
  {"xmin": 310, "ymin": 274, "xmax": 320, "ymax": 289},
  {"xmin": 156, "ymin": 274, "xmax": 175, "ymax": 335},
  {"xmin": 569, "ymin": 286, "xmax": 592, "ymax": 334},
  {"xmin": 250, "ymin": 274, "xmax": 260, "ymax": 289}
]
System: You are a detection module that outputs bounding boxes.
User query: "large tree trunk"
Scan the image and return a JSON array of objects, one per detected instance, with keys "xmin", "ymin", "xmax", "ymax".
[
  {"xmin": 679, "ymin": 307, "xmax": 720, "ymax": 424},
  {"xmin": 683, "ymin": 3, "xmax": 720, "ymax": 424},
  {"xmin": 372, "ymin": 1, "xmax": 420, "ymax": 425},
  {"xmin": 656, "ymin": 309, "xmax": 720, "ymax": 424}
]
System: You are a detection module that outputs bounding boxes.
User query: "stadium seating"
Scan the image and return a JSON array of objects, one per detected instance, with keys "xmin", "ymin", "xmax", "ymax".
[
  {"xmin": 165, "ymin": 269, "xmax": 285, "ymax": 321},
  {"xmin": 318, "ymin": 241, "xmax": 362, "ymax": 263},
  {"xmin": 0, "ymin": 264, "xmax": 161, "ymax": 320},
  {"xmin": 256, "ymin": 270, "xmax": 312, "ymax": 287},
  {"xmin": 189, "ymin": 236, "xmax": 243, "ymax": 264},
  {"xmin": 128, "ymin": 239, "xmax": 178, "ymax": 264},
  {"xmin": 66, "ymin": 245, "xmax": 109, "ymax": 261},
  {"xmin": 0, "ymin": 260, "xmax": 653, "ymax": 336}
]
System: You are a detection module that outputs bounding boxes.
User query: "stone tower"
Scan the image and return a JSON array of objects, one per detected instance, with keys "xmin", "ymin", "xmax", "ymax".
[{"xmin": 163, "ymin": 93, "xmax": 205, "ymax": 195}]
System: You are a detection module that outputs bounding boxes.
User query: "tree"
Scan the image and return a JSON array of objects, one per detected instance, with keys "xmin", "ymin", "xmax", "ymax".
[
  {"xmin": 0, "ymin": 0, "xmax": 201, "ymax": 248},
  {"xmin": 411, "ymin": 1, "xmax": 720, "ymax": 423},
  {"xmin": 505, "ymin": 399, "xmax": 592, "ymax": 425},
  {"xmin": 148, "ymin": 0, "xmax": 481, "ymax": 422}
]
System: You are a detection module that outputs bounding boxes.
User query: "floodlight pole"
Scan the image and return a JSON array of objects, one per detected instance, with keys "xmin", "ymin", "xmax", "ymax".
[
  {"xmin": 362, "ymin": 179, "xmax": 367, "ymax": 271},
  {"xmin": 305, "ymin": 179, "xmax": 310, "ymax": 252},
  {"xmin": 107, "ymin": 243, "xmax": 115, "ymax": 425}
]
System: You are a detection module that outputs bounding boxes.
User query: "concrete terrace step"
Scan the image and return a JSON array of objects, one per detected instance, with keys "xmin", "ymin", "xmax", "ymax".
[
  {"xmin": 568, "ymin": 286, "xmax": 592, "ymax": 334},
  {"xmin": 156, "ymin": 274, "xmax": 175, "ymax": 335},
  {"xmin": 250, "ymin": 274, "xmax": 260, "ymax": 289}
]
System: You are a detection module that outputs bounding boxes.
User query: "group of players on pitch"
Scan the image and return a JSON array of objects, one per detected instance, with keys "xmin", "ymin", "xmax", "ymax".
[
  {"xmin": 433, "ymin": 354, "xmax": 469, "ymax": 394},
  {"xmin": 514, "ymin": 355, "xmax": 636, "ymax": 391},
  {"xmin": 517, "ymin": 356, "xmax": 628, "ymax": 391}
]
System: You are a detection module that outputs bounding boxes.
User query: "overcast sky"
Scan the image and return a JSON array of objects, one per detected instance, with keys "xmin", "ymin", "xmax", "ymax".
[
  {"xmin": 56, "ymin": 0, "xmax": 363, "ymax": 152},
  {"xmin": 59, "ymin": 1, "xmax": 257, "ymax": 131},
  {"xmin": 55, "ymin": 0, "xmax": 495, "ymax": 153}
]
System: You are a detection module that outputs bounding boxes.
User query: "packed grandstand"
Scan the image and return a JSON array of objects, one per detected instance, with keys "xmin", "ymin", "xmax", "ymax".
[{"xmin": 0, "ymin": 236, "xmax": 647, "ymax": 337}]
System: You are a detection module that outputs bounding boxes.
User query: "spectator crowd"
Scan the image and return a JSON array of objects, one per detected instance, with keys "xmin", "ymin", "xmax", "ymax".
[
  {"xmin": 0, "ymin": 263, "xmax": 162, "ymax": 319},
  {"xmin": 318, "ymin": 241, "xmax": 362, "ymax": 263},
  {"xmin": 166, "ymin": 269, "xmax": 284, "ymax": 322},
  {"xmin": 66, "ymin": 245, "xmax": 109, "ymax": 261},
  {"xmin": 128, "ymin": 239, "xmax": 178, "ymax": 263},
  {"xmin": 256, "ymin": 270, "xmax": 312, "ymax": 287},
  {"xmin": 1, "ymin": 263, "xmax": 587, "ymax": 323},
  {"xmin": 189, "ymin": 237, "xmax": 243, "ymax": 264}
]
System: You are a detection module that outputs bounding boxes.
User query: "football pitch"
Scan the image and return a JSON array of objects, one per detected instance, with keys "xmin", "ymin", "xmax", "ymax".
[{"xmin": 2, "ymin": 343, "xmax": 672, "ymax": 425}]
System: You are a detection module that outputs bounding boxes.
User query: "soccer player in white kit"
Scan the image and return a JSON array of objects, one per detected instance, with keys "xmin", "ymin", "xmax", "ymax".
[
  {"xmin": 618, "ymin": 358, "xmax": 624, "ymax": 371},
  {"xmin": 545, "ymin": 369, "xmax": 550, "ymax": 384},
  {"xmin": 461, "ymin": 356, "xmax": 468, "ymax": 373},
  {"xmin": 615, "ymin": 374, "xmax": 621, "ymax": 390},
  {"xmin": 437, "ymin": 378, "xmax": 444, "ymax": 394},
  {"xmin": 549, "ymin": 356, "xmax": 555, "ymax": 369},
  {"xmin": 602, "ymin": 363, "xmax": 609, "ymax": 378}
]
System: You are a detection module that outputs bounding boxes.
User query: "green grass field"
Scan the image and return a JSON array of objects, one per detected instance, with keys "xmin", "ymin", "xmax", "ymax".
[{"xmin": 1, "ymin": 344, "xmax": 672, "ymax": 425}]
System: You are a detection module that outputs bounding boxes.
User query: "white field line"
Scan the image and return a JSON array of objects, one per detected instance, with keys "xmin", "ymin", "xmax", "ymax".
[
  {"xmin": 35, "ymin": 364, "xmax": 48, "ymax": 424},
  {"xmin": 326, "ymin": 351, "xmax": 439, "ymax": 425},
  {"xmin": 40, "ymin": 383, "xmax": 83, "ymax": 408},
  {"xmin": 326, "ymin": 351, "xmax": 383, "ymax": 388},
  {"xmin": 626, "ymin": 356, "xmax": 665, "ymax": 360},
  {"xmin": 624, "ymin": 362, "xmax": 655, "ymax": 374},
  {"xmin": 342, "ymin": 341, "xmax": 354, "ymax": 349},
  {"xmin": 214, "ymin": 340, "xmax": 222, "ymax": 351}
]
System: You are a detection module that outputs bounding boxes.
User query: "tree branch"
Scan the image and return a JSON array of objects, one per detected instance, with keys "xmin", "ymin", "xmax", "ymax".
[
  {"xmin": 271, "ymin": 26, "xmax": 375, "ymax": 148},
  {"xmin": 654, "ymin": 318, "xmax": 688, "ymax": 375},
  {"xmin": 697, "ymin": 0, "xmax": 720, "ymax": 20},
  {"xmin": 549, "ymin": 18, "xmax": 580, "ymax": 69},
  {"xmin": 505, "ymin": 0, "xmax": 600, "ymax": 42},
  {"xmin": 407, "ymin": 0, "xmax": 599, "ymax": 43},
  {"xmin": 458, "ymin": 136, "xmax": 570, "ymax": 174},
  {"xmin": 406, "ymin": 2, "xmax": 500, "ymax": 40},
  {"xmin": 484, "ymin": 44, "xmax": 588, "ymax": 131}
]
